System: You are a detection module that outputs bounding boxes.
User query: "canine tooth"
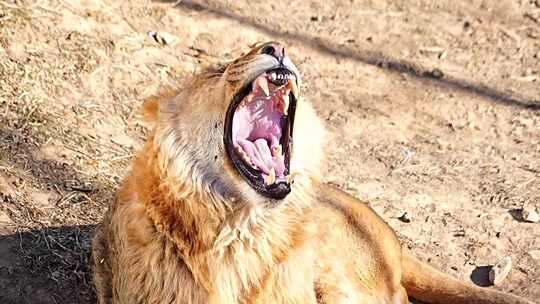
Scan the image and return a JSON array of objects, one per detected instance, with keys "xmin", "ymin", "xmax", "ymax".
[
  {"xmin": 270, "ymin": 73, "xmax": 277, "ymax": 81},
  {"xmin": 256, "ymin": 77, "xmax": 269, "ymax": 96},
  {"xmin": 288, "ymin": 79, "xmax": 299, "ymax": 98},
  {"xmin": 282, "ymin": 93, "xmax": 289, "ymax": 115},
  {"xmin": 266, "ymin": 168, "xmax": 276, "ymax": 185},
  {"xmin": 287, "ymin": 172, "xmax": 297, "ymax": 184}
]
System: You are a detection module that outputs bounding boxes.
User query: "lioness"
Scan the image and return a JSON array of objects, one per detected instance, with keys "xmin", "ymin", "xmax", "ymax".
[{"xmin": 92, "ymin": 42, "xmax": 533, "ymax": 304}]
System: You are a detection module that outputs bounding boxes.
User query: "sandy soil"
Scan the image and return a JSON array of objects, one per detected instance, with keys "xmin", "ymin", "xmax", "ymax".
[{"xmin": 0, "ymin": 0, "xmax": 539, "ymax": 303}]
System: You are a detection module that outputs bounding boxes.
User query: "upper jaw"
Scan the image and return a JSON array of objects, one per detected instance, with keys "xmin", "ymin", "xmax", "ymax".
[{"xmin": 238, "ymin": 55, "xmax": 301, "ymax": 94}]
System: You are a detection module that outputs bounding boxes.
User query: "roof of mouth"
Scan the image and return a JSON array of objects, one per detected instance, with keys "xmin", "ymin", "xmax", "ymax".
[{"xmin": 232, "ymin": 72, "xmax": 295, "ymax": 185}]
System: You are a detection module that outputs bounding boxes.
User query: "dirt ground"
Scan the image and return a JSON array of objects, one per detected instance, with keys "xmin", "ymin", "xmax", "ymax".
[{"xmin": 0, "ymin": 0, "xmax": 539, "ymax": 303}]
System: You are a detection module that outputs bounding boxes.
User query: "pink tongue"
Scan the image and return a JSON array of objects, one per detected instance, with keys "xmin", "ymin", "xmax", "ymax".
[{"xmin": 236, "ymin": 138, "xmax": 285, "ymax": 176}]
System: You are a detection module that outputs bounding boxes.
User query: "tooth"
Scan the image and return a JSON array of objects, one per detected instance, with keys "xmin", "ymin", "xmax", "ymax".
[
  {"xmin": 282, "ymin": 93, "xmax": 289, "ymax": 115},
  {"xmin": 270, "ymin": 73, "xmax": 277, "ymax": 81},
  {"xmin": 266, "ymin": 168, "xmax": 276, "ymax": 185},
  {"xmin": 273, "ymin": 144, "xmax": 282, "ymax": 157},
  {"xmin": 237, "ymin": 148, "xmax": 246, "ymax": 158},
  {"xmin": 288, "ymin": 80, "xmax": 299, "ymax": 98},
  {"xmin": 242, "ymin": 153, "xmax": 252, "ymax": 164},
  {"xmin": 287, "ymin": 172, "xmax": 297, "ymax": 184},
  {"xmin": 237, "ymin": 146, "xmax": 254, "ymax": 165},
  {"xmin": 256, "ymin": 77, "xmax": 269, "ymax": 96}
]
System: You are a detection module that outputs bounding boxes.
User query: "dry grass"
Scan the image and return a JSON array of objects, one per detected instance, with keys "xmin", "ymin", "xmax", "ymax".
[{"xmin": 0, "ymin": 0, "xmax": 538, "ymax": 303}]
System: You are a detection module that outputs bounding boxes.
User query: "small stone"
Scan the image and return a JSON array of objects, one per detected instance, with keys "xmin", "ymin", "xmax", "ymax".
[
  {"xmin": 310, "ymin": 15, "xmax": 322, "ymax": 22},
  {"xmin": 0, "ymin": 209, "xmax": 12, "ymax": 224},
  {"xmin": 148, "ymin": 31, "xmax": 178, "ymax": 46},
  {"xmin": 192, "ymin": 33, "xmax": 216, "ymax": 56},
  {"xmin": 489, "ymin": 256, "xmax": 512, "ymax": 286},
  {"xmin": 0, "ymin": 209, "xmax": 14, "ymax": 234},
  {"xmin": 522, "ymin": 206, "xmax": 540, "ymax": 223},
  {"xmin": 398, "ymin": 212, "xmax": 412, "ymax": 223},
  {"xmin": 425, "ymin": 68, "xmax": 444, "ymax": 79},
  {"xmin": 453, "ymin": 229, "xmax": 466, "ymax": 237},
  {"xmin": 64, "ymin": 180, "xmax": 93, "ymax": 192}
]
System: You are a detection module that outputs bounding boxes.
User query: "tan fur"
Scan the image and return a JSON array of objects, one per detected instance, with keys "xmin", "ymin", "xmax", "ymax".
[{"xmin": 92, "ymin": 42, "xmax": 534, "ymax": 304}]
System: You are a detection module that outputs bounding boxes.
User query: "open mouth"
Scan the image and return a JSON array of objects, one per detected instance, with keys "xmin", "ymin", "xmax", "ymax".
[{"xmin": 224, "ymin": 68, "xmax": 298, "ymax": 200}]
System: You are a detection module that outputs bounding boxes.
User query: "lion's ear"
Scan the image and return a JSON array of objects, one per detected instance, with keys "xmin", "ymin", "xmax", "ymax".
[
  {"xmin": 141, "ymin": 96, "xmax": 159, "ymax": 124},
  {"xmin": 140, "ymin": 89, "xmax": 178, "ymax": 125}
]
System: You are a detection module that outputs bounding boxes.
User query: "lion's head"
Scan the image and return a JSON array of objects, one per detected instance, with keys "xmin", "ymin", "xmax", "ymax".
[{"xmin": 145, "ymin": 41, "xmax": 324, "ymax": 208}]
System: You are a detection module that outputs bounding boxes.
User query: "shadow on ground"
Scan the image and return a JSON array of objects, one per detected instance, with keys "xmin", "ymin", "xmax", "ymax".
[
  {"xmin": 0, "ymin": 225, "xmax": 97, "ymax": 304},
  {"xmin": 156, "ymin": 0, "xmax": 540, "ymax": 111},
  {"xmin": 0, "ymin": 109, "xmax": 107, "ymax": 303}
]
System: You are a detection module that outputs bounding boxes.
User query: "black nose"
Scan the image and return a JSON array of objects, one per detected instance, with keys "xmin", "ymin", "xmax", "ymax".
[{"xmin": 261, "ymin": 42, "xmax": 285, "ymax": 62}]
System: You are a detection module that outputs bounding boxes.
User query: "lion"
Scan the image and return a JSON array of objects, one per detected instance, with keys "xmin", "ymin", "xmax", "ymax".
[{"xmin": 92, "ymin": 41, "xmax": 534, "ymax": 304}]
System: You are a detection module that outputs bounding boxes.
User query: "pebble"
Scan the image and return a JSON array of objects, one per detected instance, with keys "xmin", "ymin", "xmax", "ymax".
[
  {"xmin": 192, "ymin": 33, "xmax": 216, "ymax": 56},
  {"xmin": 0, "ymin": 209, "xmax": 14, "ymax": 234},
  {"xmin": 0, "ymin": 209, "xmax": 12, "ymax": 224},
  {"xmin": 426, "ymin": 68, "xmax": 444, "ymax": 79},
  {"xmin": 489, "ymin": 256, "xmax": 512, "ymax": 286},
  {"xmin": 148, "ymin": 31, "xmax": 178, "ymax": 46},
  {"xmin": 522, "ymin": 206, "xmax": 540, "ymax": 223},
  {"xmin": 65, "ymin": 180, "xmax": 93, "ymax": 192},
  {"xmin": 398, "ymin": 212, "xmax": 412, "ymax": 223}
]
